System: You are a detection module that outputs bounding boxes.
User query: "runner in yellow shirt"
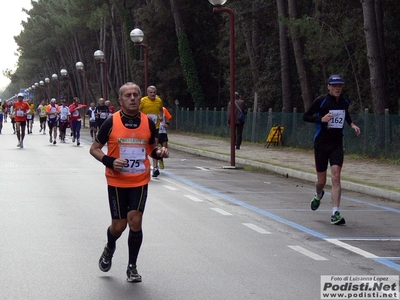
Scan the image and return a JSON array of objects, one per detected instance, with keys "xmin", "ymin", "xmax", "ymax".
[
  {"xmin": 26, "ymin": 98, "xmax": 35, "ymax": 134},
  {"xmin": 139, "ymin": 85, "xmax": 163, "ymax": 177}
]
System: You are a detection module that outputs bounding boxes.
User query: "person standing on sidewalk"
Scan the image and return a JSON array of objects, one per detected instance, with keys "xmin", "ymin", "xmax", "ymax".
[
  {"xmin": 303, "ymin": 74, "xmax": 361, "ymax": 225},
  {"xmin": 13, "ymin": 93, "xmax": 30, "ymax": 148},
  {"xmin": 139, "ymin": 85, "xmax": 163, "ymax": 177},
  {"xmin": 90, "ymin": 82, "xmax": 169, "ymax": 282},
  {"xmin": 69, "ymin": 97, "xmax": 87, "ymax": 146},
  {"xmin": 227, "ymin": 92, "xmax": 248, "ymax": 149}
]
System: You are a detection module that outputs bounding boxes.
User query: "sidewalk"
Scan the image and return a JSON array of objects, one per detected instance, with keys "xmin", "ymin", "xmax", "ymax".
[{"xmin": 167, "ymin": 132, "xmax": 400, "ymax": 203}]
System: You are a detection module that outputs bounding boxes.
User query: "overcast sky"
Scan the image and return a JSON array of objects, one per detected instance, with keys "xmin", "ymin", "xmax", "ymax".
[{"xmin": 0, "ymin": 0, "xmax": 33, "ymax": 90}]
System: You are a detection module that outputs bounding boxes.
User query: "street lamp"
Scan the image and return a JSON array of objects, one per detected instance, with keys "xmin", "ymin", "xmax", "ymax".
[
  {"xmin": 76, "ymin": 61, "xmax": 87, "ymax": 127},
  {"xmin": 60, "ymin": 69, "xmax": 70, "ymax": 102},
  {"xmin": 94, "ymin": 50, "xmax": 108, "ymax": 101},
  {"xmin": 175, "ymin": 99, "xmax": 179, "ymax": 130},
  {"xmin": 45, "ymin": 77, "xmax": 51, "ymax": 99},
  {"xmin": 76, "ymin": 62, "xmax": 87, "ymax": 105},
  {"xmin": 209, "ymin": 0, "xmax": 236, "ymax": 167},
  {"xmin": 31, "ymin": 85, "xmax": 36, "ymax": 99},
  {"xmin": 52, "ymin": 73, "xmax": 60, "ymax": 101},
  {"xmin": 130, "ymin": 28, "xmax": 149, "ymax": 91},
  {"xmin": 39, "ymin": 80, "xmax": 46, "ymax": 101}
]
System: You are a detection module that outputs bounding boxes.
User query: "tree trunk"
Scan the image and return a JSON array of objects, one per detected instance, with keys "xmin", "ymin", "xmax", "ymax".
[
  {"xmin": 288, "ymin": 0, "xmax": 313, "ymax": 111},
  {"xmin": 170, "ymin": 0, "xmax": 205, "ymax": 107},
  {"xmin": 276, "ymin": 0, "xmax": 292, "ymax": 112},
  {"xmin": 361, "ymin": 0, "xmax": 388, "ymax": 114}
]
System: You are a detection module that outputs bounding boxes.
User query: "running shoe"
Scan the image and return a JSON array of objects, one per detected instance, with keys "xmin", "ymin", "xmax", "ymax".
[
  {"xmin": 331, "ymin": 211, "xmax": 346, "ymax": 225},
  {"xmin": 20, "ymin": 141, "xmax": 24, "ymax": 148},
  {"xmin": 39, "ymin": 128, "xmax": 42, "ymax": 132},
  {"xmin": 17, "ymin": 141, "xmax": 21, "ymax": 148},
  {"xmin": 126, "ymin": 264, "xmax": 142, "ymax": 282},
  {"xmin": 98, "ymin": 245, "xmax": 115, "ymax": 272},
  {"xmin": 77, "ymin": 139, "xmax": 80, "ymax": 146},
  {"xmin": 72, "ymin": 137, "xmax": 75, "ymax": 143},
  {"xmin": 53, "ymin": 140, "xmax": 56, "ymax": 145},
  {"xmin": 50, "ymin": 136, "xmax": 53, "ymax": 143},
  {"xmin": 43, "ymin": 131, "xmax": 46, "ymax": 135},
  {"xmin": 152, "ymin": 168, "xmax": 160, "ymax": 177},
  {"xmin": 159, "ymin": 158, "xmax": 164, "ymax": 169},
  {"xmin": 310, "ymin": 190, "xmax": 324, "ymax": 211}
]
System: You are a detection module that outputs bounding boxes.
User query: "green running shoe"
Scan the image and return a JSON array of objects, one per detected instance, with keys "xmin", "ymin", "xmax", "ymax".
[
  {"xmin": 310, "ymin": 190, "xmax": 324, "ymax": 211},
  {"xmin": 331, "ymin": 211, "xmax": 346, "ymax": 225}
]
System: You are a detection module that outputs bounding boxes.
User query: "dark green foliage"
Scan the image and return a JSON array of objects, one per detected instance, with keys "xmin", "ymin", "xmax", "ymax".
[{"xmin": 1, "ymin": 0, "xmax": 399, "ymax": 116}]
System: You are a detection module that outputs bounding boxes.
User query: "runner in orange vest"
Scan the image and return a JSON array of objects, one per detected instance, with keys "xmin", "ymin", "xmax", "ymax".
[{"xmin": 90, "ymin": 82, "xmax": 169, "ymax": 282}]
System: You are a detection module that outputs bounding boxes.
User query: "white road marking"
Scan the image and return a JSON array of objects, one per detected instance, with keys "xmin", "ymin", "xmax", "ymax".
[
  {"xmin": 288, "ymin": 245, "xmax": 328, "ymax": 261},
  {"xmin": 184, "ymin": 195, "xmax": 203, "ymax": 202},
  {"xmin": 195, "ymin": 166, "xmax": 209, "ymax": 171},
  {"xmin": 325, "ymin": 239, "xmax": 378, "ymax": 258},
  {"xmin": 337, "ymin": 238, "xmax": 400, "ymax": 241},
  {"xmin": 210, "ymin": 208, "xmax": 232, "ymax": 216},
  {"xmin": 242, "ymin": 223, "xmax": 271, "ymax": 234},
  {"xmin": 163, "ymin": 185, "xmax": 177, "ymax": 190}
]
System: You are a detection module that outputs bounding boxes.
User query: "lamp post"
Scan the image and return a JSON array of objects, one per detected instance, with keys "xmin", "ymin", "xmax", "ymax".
[
  {"xmin": 175, "ymin": 99, "xmax": 179, "ymax": 130},
  {"xmin": 130, "ymin": 28, "xmax": 149, "ymax": 91},
  {"xmin": 31, "ymin": 85, "xmax": 36, "ymax": 100},
  {"xmin": 94, "ymin": 50, "xmax": 108, "ymax": 101},
  {"xmin": 76, "ymin": 61, "xmax": 87, "ymax": 127},
  {"xmin": 209, "ymin": 0, "xmax": 236, "ymax": 167},
  {"xmin": 52, "ymin": 73, "xmax": 60, "ymax": 101},
  {"xmin": 60, "ymin": 69, "xmax": 70, "ymax": 102},
  {"xmin": 75, "ymin": 62, "xmax": 87, "ymax": 105},
  {"xmin": 45, "ymin": 77, "xmax": 51, "ymax": 99},
  {"xmin": 39, "ymin": 80, "xmax": 46, "ymax": 101}
]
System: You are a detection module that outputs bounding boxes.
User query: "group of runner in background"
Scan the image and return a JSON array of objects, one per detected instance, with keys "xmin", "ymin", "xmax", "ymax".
[{"xmin": 0, "ymin": 87, "xmax": 172, "ymax": 172}]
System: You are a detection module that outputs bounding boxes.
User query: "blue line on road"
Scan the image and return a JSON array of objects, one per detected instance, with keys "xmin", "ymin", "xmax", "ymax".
[
  {"xmin": 163, "ymin": 171, "xmax": 327, "ymax": 239},
  {"xmin": 163, "ymin": 171, "xmax": 400, "ymax": 273}
]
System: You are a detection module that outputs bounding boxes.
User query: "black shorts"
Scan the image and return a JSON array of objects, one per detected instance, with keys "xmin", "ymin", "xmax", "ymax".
[
  {"xmin": 96, "ymin": 119, "xmax": 106, "ymax": 130},
  {"xmin": 48, "ymin": 118, "xmax": 58, "ymax": 129},
  {"xmin": 59, "ymin": 121, "xmax": 68, "ymax": 132},
  {"xmin": 89, "ymin": 121, "xmax": 96, "ymax": 129},
  {"xmin": 16, "ymin": 121, "xmax": 26, "ymax": 127},
  {"xmin": 158, "ymin": 133, "xmax": 168, "ymax": 144},
  {"xmin": 40, "ymin": 117, "xmax": 47, "ymax": 123},
  {"xmin": 107, "ymin": 184, "xmax": 148, "ymax": 219},
  {"xmin": 314, "ymin": 141, "xmax": 344, "ymax": 172}
]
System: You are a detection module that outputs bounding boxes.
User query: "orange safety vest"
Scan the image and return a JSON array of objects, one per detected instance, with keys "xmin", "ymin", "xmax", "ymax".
[{"xmin": 105, "ymin": 112, "xmax": 153, "ymax": 188}]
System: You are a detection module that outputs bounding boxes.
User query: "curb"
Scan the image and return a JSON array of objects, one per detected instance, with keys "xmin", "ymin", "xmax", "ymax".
[{"xmin": 169, "ymin": 143, "xmax": 400, "ymax": 203}]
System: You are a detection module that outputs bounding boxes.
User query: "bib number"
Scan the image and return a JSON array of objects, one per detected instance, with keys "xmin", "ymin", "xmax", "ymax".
[
  {"xmin": 119, "ymin": 139, "xmax": 147, "ymax": 174},
  {"xmin": 328, "ymin": 110, "xmax": 345, "ymax": 129}
]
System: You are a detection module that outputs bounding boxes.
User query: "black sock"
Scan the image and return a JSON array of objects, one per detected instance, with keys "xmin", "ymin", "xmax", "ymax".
[
  {"xmin": 106, "ymin": 226, "xmax": 120, "ymax": 250},
  {"xmin": 128, "ymin": 230, "xmax": 143, "ymax": 265}
]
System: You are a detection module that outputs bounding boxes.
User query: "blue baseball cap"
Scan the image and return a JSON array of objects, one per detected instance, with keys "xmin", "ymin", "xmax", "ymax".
[{"xmin": 328, "ymin": 74, "xmax": 345, "ymax": 85}]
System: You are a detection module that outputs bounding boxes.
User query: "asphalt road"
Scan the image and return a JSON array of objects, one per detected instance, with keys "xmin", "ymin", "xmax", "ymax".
[{"xmin": 1, "ymin": 122, "xmax": 399, "ymax": 300}]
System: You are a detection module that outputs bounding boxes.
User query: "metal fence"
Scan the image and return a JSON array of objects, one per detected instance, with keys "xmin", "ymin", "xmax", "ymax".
[{"xmin": 170, "ymin": 107, "xmax": 400, "ymax": 159}]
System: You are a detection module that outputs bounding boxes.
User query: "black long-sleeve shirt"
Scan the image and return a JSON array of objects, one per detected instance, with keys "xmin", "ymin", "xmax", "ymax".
[{"xmin": 303, "ymin": 93, "xmax": 353, "ymax": 143}]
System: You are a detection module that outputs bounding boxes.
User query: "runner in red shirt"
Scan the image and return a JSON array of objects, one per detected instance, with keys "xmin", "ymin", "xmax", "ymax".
[
  {"xmin": 13, "ymin": 93, "xmax": 30, "ymax": 148},
  {"xmin": 105, "ymin": 100, "xmax": 115, "ymax": 117},
  {"xmin": 69, "ymin": 97, "xmax": 87, "ymax": 146}
]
